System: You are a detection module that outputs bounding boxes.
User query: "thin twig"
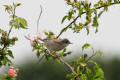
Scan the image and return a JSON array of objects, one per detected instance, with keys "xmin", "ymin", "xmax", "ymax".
[
  {"xmin": 37, "ymin": 5, "xmax": 42, "ymax": 33},
  {"xmin": 56, "ymin": 2, "xmax": 120, "ymax": 38},
  {"xmin": 43, "ymin": 49, "xmax": 75, "ymax": 73}
]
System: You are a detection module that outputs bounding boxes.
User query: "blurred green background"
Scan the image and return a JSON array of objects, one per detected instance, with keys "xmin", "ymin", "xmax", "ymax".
[
  {"xmin": 15, "ymin": 55, "xmax": 120, "ymax": 80},
  {"xmin": 1, "ymin": 52, "xmax": 120, "ymax": 80}
]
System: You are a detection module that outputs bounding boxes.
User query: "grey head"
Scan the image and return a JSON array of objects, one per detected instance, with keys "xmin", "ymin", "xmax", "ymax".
[{"xmin": 61, "ymin": 38, "xmax": 72, "ymax": 44}]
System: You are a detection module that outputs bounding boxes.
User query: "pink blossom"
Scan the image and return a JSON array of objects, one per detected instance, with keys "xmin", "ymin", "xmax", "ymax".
[
  {"xmin": 25, "ymin": 32, "xmax": 42, "ymax": 46},
  {"xmin": 8, "ymin": 69, "xmax": 17, "ymax": 77}
]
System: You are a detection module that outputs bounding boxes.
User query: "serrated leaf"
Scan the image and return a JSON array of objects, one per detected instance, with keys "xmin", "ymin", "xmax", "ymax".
[
  {"xmin": 61, "ymin": 16, "xmax": 68, "ymax": 23},
  {"xmin": 8, "ymin": 50, "xmax": 14, "ymax": 58},
  {"xmin": 82, "ymin": 43, "xmax": 90, "ymax": 51}
]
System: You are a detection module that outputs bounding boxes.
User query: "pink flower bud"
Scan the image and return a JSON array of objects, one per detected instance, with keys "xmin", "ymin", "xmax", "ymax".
[{"xmin": 8, "ymin": 69, "xmax": 17, "ymax": 77}]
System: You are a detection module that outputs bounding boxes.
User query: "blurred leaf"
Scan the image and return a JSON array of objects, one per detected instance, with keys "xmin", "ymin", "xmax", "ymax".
[
  {"xmin": 82, "ymin": 43, "xmax": 90, "ymax": 51},
  {"xmin": 8, "ymin": 50, "xmax": 14, "ymax": 58},
  {"xmin": 2, "ymin": 74, "xmax": 8, "ymax": 79},
  {"xmin": 86, "ymin": 68, "xmax": 93, "ymax": 80},
  {"xmin": 97, "ymin": 50, "xmax": 103, "ymax": 55},
  {"xmin": 77, "ymin": 66, "xmax": 80, "ymax": 73},
  {"xmin": 80, "ymin": 62, "xmax": 87, "ymax": 67},
  {"xmin": 93, "ymin": 64, "xmax": 105, "ymax": 80},
  {"xmin": 59, "ymin": 52, "xmax": 64, "ymax": 57},
  {"xmin": 16, "ymin": 3, "xmax": 21, "ymax": 7},
  {"xmin": 114, "ymin": 0, "xmax": 119, "ymax": 3},
  {"xmin": 57, "ymin": 59, "xmax": 61, "ymax": 64},
  {"xmin": 37, "ymin": 50, "xmax": 40, "ymax": 58},
  {"xmin": 86, "ymin": 27, "xmax": 90, "ymax": 35},
  {"xmin": 2, "ymin": 57, "xmax": 8, "ymax": 65},
  {"xmin": 3, "ymin": 5, "xmax": 10, "ymax": 10},
  {"xmin": 80, "ymin": 74, "xmax": 87, "ymax": 80}
]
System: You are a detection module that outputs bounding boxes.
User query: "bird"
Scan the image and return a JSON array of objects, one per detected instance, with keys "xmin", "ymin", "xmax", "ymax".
[{"xmin": 39, "ymin": 38, "xmax": 72, "ymax": 51}]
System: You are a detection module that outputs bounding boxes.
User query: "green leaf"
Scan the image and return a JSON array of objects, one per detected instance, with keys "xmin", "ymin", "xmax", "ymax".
[
  {"xmin": 2, "ymin": 57, "xmax": 8, "ymax": 65},
  {"xmin": 86, "ymin": 68, "xmax": 93, "ymax": 80},
  {"xmin": 82, "ymin": 43, "xmax": 90, "ymax": 51},
  {"xmin": 92, "ymin": 14, "xmax": 99, "ymax": 27},
  {"xmin": 93, "ymin": 64, "xmax": 105, "ymax": 80},
  {"xmin": 3, "ymin": 5, "xmax": 10, "ymax": 10},
  {"xmin": 104, "ymin": 6, "xmax": 108, "ymax": 11},
  {"xmin": 16, "ymin": 3, "xmax": 21, "ymax": 7},
  {"xmin": 56, "ymin": 59, "xmax": 61, "ymax": 64},
  {"xmin": 59, "ymin": 52, "xmax": 64, "ymax": 57},
  {"xmin": 80, "ymin": 74, "xmax": 87, "ymax": 80},
  {"xmin": 68, "ymin": 10, "xmax": 73, "ymax": 20},
  {"xmin": 7, "ymin": 50, "xmax": 14, "ymax": 58},
  {"xmin": 61, "ymin": 16, "xmax": 68, "ymax": 23},
  {"xmin": 79, "ymin": 7, "xmax": 83, "ymax": 17},
  {"xmin": 86, "ymin": 27, "xmax": 89, "ymax": 35},
  {"xmin": 98, "ymin": 11, "xmax": 104, "ymax": 18},
  {"xmin": 114, "ymin": 0, "xmax": 119, "ymax": 3},
  {"xmin": 2, "ymin": 74, "xmax": 8, "ymax": 79},
  {"xmin": 16, "ymin": 17, "xmax": 28, "ymax": 29},
  {"xmin": 37, "ymin": 50, "xmax": 40, "ymax": 58},
  {"xmin": 97, "ymin": 50, "xmax": 103, "ymax": 55}
]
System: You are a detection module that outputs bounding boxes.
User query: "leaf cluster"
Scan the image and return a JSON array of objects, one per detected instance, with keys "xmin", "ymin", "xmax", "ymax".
[
  {"xmin": 0, "ymin": 3, "xmax": 28, "ymax": 67},
  {"xmin": 61, "ymin": 0, "xmax": 120, "ymax": 35}
]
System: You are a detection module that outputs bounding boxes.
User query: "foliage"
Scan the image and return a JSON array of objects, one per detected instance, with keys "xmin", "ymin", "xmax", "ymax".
[{"xmin": 0, "ymin": 3, "xmax": 28, "ymax": 80}]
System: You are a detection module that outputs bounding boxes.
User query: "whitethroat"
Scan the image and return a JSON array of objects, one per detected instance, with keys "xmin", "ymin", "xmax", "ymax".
[{"xmin": 39, "ymin": 38, "xmax": 72, "ymax": 51}]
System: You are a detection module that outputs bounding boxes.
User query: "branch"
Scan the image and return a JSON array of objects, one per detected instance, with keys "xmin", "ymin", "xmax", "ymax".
[
  {"xmin": 59, "ymin": 57, "xmax": 74, "ymax": 73},
  {"xmin": 56, "ymin": 2, "xmax": 120, "ymax": 38},
  {"xmin": 2, "ymin": 4, "xmax": 16, "ymax": 50},
  {"xmin": 43, "ymin": 49, "xmax": 75, "ymax": 73}
]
